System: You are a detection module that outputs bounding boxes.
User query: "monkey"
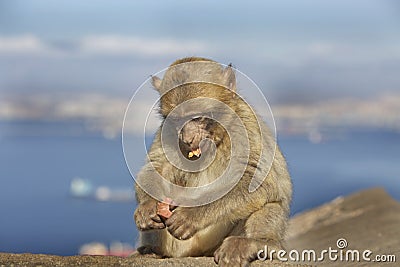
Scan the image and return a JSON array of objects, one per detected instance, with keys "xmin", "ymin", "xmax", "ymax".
[{"xmin": 133, "ymin": 57, "xmax": 292, "ymax": 267}]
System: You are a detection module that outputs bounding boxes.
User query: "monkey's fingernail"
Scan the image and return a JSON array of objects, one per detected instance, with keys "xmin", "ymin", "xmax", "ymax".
[
  {"xmin": 214, "ymin": 254, "xmax": 219, "ymax": 263},
  {"xmin": 182, "ymin": 233, "xmax": 190, "ymax": 240}
]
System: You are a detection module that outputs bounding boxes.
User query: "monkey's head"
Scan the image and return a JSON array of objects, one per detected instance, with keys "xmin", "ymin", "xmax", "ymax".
[{"xmin": 151, "ymin": 57, "xmax": 237, "ymax": 160}]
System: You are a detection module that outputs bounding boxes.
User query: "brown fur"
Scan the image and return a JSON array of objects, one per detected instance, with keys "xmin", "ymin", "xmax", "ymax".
[{"xmin": 134, "ymin": 57, "xmax": 292, "ymax": 266}]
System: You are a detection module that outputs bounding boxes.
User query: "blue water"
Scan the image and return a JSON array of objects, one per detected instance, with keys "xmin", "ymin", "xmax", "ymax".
[
  {"xmin": 0, "ymin": 133, "xmax": 138, "ymax": 255},
  {"xmin": 0, "ymin": 126, "xmax": 399, "ymax": 255},
  {"xmin": 280, "ymin": 130, "xmax": 400, "ymax": 214}
]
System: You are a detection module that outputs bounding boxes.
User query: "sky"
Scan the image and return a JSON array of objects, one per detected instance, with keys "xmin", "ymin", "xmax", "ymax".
[{"xmin": 1, "ymin": 0, "xmax": 399, "ymax": 105}]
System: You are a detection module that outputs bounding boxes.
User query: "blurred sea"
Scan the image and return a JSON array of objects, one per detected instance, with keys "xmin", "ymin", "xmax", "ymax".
[{"xmin": 0, "ymin": 121, "xmax": 399, "ymax": 255}]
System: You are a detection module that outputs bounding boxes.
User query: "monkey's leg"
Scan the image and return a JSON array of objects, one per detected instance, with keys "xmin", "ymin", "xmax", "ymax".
[
  {"xmin": 214, "ymin": 202, "xmax": 288, "ymax": 267},
  {"xmin": 159, "ymin": 221, "xmax": 234, "ymax": 258}
]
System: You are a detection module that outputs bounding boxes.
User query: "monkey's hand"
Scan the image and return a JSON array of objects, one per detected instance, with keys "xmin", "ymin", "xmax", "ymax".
[
  {"xmin": 165, "ymin": 208, "xmax": 200, "ymax": 240},
  {"xmin": 134, "ymin": 200, "xmax": 166, "ymax": 230}
]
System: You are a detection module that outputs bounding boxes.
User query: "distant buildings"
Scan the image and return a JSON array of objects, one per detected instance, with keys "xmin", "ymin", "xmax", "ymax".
[{"xmin": 1, "ymin": 93, "xmax": 400, "ymax": 139}]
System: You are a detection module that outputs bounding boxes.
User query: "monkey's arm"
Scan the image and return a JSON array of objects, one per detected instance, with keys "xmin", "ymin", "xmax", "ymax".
[
  {"xmin": 134, "ymin": 162, "xmax": 167, "ymax": 231},
  {"xmin": 165, "ymin": 171, "xmax": 281, "ymax": 240}
]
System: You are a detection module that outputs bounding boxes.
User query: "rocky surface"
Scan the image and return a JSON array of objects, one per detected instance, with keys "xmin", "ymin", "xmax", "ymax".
[
  {"xmin": 1, "ymin": 187, "xmax": 399, "ymax": 266},
  {"xmin": 286, "ymin": 187, "xmax": 400, "ymax": 266},
  {"xmin": 0, "ymin": 253, "xmax": 305, "ymax": 267}
]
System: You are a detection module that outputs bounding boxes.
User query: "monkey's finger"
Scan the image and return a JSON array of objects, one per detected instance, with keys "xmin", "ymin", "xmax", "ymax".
[
  {"xmin": 165, "ymin": 215, "xmax": 178, "ymax": 228},
  {"xmin": 149, "ymin": 221, "xmax": 166, "ymax": 229},
  {"xmin": 180, "ymin": 227, "xmax": 194, "ymax": 240},
  {"xmin": 150, "ymin": 213, "xmax": 162, "ymax": 223},
  {"xmin": 136, "ymin": 214, "xmax": 165, "ymax": 230},
  {"xmin": 145, "ymin": 216, "xmax": 165, "ymax": 229},
  {"xmin": 166, "ymin": 223, "xmax": 180, "ymax": 237},
  {"xmin": 167, "ymin": 223, "xmax": 191, "ymax": 240},
  {"xmin": 165, "ymin": 219, "xmax": 174, "ymax": 229},
  {"xmin": 138, "ymin": 221, "xmax": 165, "ymax": 230},
  {"xmin": 138, "ymin": 208, "xmax": 161, "ymax": 224},
  {"xmin": 180, "ymin": 232, "xmax": 191, "ymax": 240}
]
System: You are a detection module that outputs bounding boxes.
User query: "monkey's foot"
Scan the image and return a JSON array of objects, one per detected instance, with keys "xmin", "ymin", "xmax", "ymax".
[
  {"xmin": 130, "ymin": 246, "xmax": 162, "ymax": 259},
  {"xmin": 214, "ymin": 236, "xmax": 259, "ymax": 267}
]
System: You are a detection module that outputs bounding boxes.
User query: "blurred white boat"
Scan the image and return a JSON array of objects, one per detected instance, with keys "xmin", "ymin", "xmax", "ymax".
[
  {"xmin": 70, "ymin": 177, "xmax": 135, "ymax": 202},
  {"xmin": 79, "ymin": 241, "xmax": 135, "ymax": 257}
]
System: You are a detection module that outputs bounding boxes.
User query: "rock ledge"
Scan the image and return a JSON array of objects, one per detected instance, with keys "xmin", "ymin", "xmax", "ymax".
[{"xmin": 1, "ymin": 188, "xmax": 399, "ymax": 266}]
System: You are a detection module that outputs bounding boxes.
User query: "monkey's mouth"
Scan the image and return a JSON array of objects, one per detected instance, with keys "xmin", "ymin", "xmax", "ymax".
[
  {"xmin": 187, "ymin": 139, "xmax": 213, "ymax": 159},
  {"xmin": 179, "ymin": 138, "xmax": 212, "ymax": 160},
  {"xmin": 188, "ymin": 148, "xmax": 201, "ymax": 158}
]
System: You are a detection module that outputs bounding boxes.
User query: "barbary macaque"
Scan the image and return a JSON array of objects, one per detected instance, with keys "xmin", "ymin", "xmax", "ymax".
[{"xmin": 133, "ymin": 57, "xmax": 292, "ymax": 266}]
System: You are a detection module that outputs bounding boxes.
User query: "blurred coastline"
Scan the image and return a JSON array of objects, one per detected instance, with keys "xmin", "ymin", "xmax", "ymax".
[{"xmin": 1, "ymin": 92, "xmax": 400, "ymax": 140}]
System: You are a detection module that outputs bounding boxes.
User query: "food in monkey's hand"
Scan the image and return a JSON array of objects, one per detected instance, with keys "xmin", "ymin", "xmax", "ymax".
[
  {"xmin": 157, "ymin": 202, "xmax": 172, "ymax": 219},
  {"xmin": 157, "ymin": 198, "xmax": 174, "ymax": 219},
  {"xmin": 188, "ymin": 148, "xmax": 201, "ymax": 158}
]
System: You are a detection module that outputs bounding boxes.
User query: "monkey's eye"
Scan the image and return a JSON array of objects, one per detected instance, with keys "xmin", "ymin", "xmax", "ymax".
[
  {"xmin": 191, "ymin": 115, "xmax": 207, "ymax": 122},
  {"xmin": 191, "ymin": 115, "xmax": 202, "ymax": 120}
]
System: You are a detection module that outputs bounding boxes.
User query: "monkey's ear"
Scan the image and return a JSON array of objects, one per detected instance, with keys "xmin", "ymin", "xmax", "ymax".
[
  {"xmin": 222, "ymin": 64, "xmax": 236, "ymax": 92},
  {"xmin": 151, "ymin": 75, "xmax": 162, "ymax": 91}
]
